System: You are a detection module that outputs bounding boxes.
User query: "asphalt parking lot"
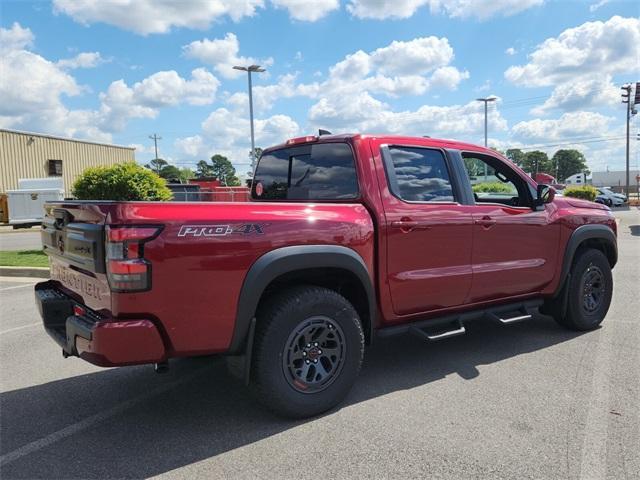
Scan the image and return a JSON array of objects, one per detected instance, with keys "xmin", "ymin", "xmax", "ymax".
[
  {"xmin": 1, "ymin": 208, "xmax": 638, "ymax": 479},
  {"xmin": 0, "ymin": 227, "xmax": 42, "ymax": 251}
]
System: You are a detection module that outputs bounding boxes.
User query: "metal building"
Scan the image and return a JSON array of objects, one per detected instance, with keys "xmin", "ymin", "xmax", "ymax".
[{"xmin": 0, "ymin": 129, "xmax": 135, "ymax": 196}]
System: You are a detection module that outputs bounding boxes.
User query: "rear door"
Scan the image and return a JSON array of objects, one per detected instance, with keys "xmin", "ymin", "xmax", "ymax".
[
  {"xmin": 374, "ymin": 142, "xmax": 474, "ymax": 316},
  {"xmin": 41, "ymin": 202, "xmax": 111, "ymax": 312}
]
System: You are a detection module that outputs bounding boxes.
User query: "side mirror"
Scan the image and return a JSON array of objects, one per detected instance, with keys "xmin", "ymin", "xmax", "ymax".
[{"xmin": 535, "ymin": 184, "xmax": 555, "ymax": 206}]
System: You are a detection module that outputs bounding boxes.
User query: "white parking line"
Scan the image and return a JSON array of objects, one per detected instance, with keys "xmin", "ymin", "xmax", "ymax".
[
  {"xmin": 0, "ymin": 284, "xmax": 36, "ymax": 292},
  {"xmin": 0, "ymin": 323, "xmax": 41, "ymax": 335},
  {"xmin": 578, "ymin": 328, "xmax": 613, "ymax": 480},
  {"xmin": 0, "ymin": 363, "xmax": 212, "ymax": 467}
]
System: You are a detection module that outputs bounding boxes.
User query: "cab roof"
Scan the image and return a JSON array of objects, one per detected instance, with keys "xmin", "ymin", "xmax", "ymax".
[{"xmin": 265, "ymin": 133, "xmax": 500, "ymax": 158}]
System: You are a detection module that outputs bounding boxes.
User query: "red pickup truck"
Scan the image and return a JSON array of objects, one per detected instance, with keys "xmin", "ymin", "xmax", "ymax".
[{"xmin": 35, "ymin": 133, "xmax": 617, "ymax": 418}]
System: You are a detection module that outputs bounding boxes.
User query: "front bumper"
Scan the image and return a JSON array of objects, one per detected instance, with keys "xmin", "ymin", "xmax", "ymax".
[{"xmin": 35, "ymin": 281, "xmax": 166, "ymax": 367}]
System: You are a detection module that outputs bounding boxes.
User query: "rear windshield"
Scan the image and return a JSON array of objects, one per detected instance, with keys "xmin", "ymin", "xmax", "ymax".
[{"xmin": 251, "ymin": 142, "xmax": 358, "ymax": 201}]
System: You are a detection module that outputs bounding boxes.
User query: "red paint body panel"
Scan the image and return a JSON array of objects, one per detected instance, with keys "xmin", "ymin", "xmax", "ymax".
[
  {"xmin": 77, "ymin": 319, "xmax": 165, "ymax": 367},
  {"xmin": 38, "ymin": 134, "xmax": 617, "ymax": 367}
]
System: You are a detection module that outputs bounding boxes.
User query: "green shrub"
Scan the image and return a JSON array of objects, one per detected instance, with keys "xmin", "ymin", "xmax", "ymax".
[
  {"xmin": 73, "ymin": 162, "xmax": 173, "ymax": 201},
  {"xmin": 472, "ymin": 182, "xmax": 513, "ymax": 193},
  {"xmin": 562, "ymin": 185, "xmax": 597, "ymax": 202}
]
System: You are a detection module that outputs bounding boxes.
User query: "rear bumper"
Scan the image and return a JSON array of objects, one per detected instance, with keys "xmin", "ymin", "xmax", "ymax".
[{"xmin": 35, "ymin": 281, "xmax": 166, "ymax": 367}]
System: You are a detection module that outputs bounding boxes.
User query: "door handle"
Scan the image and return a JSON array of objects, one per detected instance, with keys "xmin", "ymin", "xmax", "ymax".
[
  {"xmin": 391, "ymin": 218, "xmax": 431, "ymax": 233},
  {"xmin": 474, "ymin": 216, "xmax": 496, "ymax": 228}
]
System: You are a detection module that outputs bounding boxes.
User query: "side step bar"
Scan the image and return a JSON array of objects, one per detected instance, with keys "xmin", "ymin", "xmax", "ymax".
[
  {"xmin": 377, "ymin": 299, "xmax": 543, "ymax": 341},
  {"xmin": 410, "ymin": 321, "xmax": 466, "ymax": 341}
]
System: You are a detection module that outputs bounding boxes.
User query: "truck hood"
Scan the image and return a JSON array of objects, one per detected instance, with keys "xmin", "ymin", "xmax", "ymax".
[{"xmin": 561, "ymin": 197, "xmax": 610, "ymax": 211}]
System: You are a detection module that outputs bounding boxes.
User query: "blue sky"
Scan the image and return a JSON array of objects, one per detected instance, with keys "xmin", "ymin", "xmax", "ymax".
[{"xmin": 1, "ymin": 0, "xmax": 638, "ymax": 178}]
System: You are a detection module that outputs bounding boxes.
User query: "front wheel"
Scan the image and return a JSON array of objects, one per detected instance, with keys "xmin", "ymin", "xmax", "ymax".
[
  {"xmin": 250, "ymin": 286, "xmax": 364, "ymax": 418},
  {"xmin": 552, "ymin": 248, "xmax": 613, "ymax": 331}
]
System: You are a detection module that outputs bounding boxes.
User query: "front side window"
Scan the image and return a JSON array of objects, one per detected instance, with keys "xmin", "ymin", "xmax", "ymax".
[
  {"xmin": 252, "ymin": 143, "xmax": 358, "ymax": 201},
  {"xmin": 386, "ymin": 147, "xmax": 454, "ymax": 202},
  {"xmin": 463, "ymin": 153, "xmax": 531, "ymax": 207}
]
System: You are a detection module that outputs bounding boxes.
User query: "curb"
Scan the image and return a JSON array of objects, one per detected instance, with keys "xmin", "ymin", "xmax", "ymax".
[{"xmin": 0, "ymin": 266, "xmax": 49, "ymax": 278}]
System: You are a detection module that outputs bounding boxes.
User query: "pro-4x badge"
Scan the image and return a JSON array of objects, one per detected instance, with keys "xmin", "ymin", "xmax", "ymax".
[{"xmin": 178, "ymin": 224, "xmax": 265, "ymax": 237}]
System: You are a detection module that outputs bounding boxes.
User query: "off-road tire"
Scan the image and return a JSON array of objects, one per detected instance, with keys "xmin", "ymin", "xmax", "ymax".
[
  {"xmin": 553, "ymin": 248, "xmax": 612, "ymax": 331},
  {"xmin": 250, "ymin": 285, "xmax": 364, "ymax": 418}
]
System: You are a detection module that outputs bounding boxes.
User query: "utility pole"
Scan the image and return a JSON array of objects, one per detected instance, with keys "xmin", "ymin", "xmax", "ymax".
[
  {"xmin": 621, "ymin": 83, "xmax": 639, "ymax": 198},
  {"xmin": 233, "ymin": 65, "xmax": 266, "ymax": 173},
  {"xmin": 622, "ymin": 85, "xmax": 632, "ymax": 198},
  {"xmin": 149, "ymin": 134, "xmax": 162, "ymax": 160},
  {"xmin": 476, "ymin": 97, "xmax": 496, "ymax": 179}
]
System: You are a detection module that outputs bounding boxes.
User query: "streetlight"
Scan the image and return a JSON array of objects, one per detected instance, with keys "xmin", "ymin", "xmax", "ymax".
[
  {"xmin": 476, "ymin": 96, "xmax": 497, "ymax": 179},
  {"xmin": 233, "ymin": 64, "xmax": 266, "ymax": 172}
]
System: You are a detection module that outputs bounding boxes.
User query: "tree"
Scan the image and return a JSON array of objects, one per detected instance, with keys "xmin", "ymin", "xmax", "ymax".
[
  {"xmin": 249, "ymin": 147, "xmax": 263, "ymax": 161},
  {"xmin": 195, "ymin": 154, "xmax": 240, "ymax": 185},
  {"xmin": 145, "ymin": 158, "xmax": 168, "ymax": 175},
  {"xmin": 551, "ymin": 149, "xmax": 589, "ymax": 182},
  {"xmin": 505, "ymin": 149, "xmax": 527, "ymax": 168},
  {"xmin": 521, "ymin": 151, "xmax": 551, "ymax": 175},
  {"xmin": 195, "ymin": 160, "xmax": 214, "ymax": 178},
  {"xmin": 211, "ymin": 154, "xmax": 240, "ymax": 185},
  {"xmin": 178, "ymin": 167, "xmax": 195, "ymax": 183},
  {"xmin": 73, "ymin": 162, "xmax": 172, "ymax": 201},
  {"xmin": 158, "ymin": 165, "xmax": 182, "ymax": 182}
]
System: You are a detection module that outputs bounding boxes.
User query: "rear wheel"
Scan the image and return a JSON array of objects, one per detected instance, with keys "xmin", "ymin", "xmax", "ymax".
[
  {"xmin": 250, "ymin": 285, "xmax": 364, "ymax": 418},
  {"xmin": 551, "ymin": 248, "xmax": 612, "ymax": 331}
]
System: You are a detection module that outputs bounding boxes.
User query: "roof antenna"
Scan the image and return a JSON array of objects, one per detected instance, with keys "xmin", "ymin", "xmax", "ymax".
[{"xmin": 318, "ymin": 129, "xmax": 332, "ymax": 136}]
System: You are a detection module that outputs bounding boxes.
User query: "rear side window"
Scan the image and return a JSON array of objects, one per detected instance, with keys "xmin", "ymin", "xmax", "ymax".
[
  {"xmin": 252, "ymin": 143, "xmax": 358, "ymax": 200},
  {"xmin": 386, "ymin": 147, "xmax": 454, "ymax": 202}
]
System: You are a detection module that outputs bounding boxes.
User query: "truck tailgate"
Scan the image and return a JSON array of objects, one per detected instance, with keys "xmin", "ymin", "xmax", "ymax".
[{"xmin": 41, "ymin": 202, "xmax": 111, "ymax": 312}]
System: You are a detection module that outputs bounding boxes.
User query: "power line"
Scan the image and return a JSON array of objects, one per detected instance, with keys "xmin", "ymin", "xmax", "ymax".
[{"xmin": 515, "ymin": 135, "xmax": 627, "ymax": 151}]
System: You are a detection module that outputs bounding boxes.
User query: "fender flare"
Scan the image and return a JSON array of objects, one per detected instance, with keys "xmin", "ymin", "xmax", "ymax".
[
  {"xmin": 554, "ymin": 224, "xmax": 617, "ymax": 297},
  {"xmin": 228, "ymin": 245, "xmax": 376, "ymax": 353}
]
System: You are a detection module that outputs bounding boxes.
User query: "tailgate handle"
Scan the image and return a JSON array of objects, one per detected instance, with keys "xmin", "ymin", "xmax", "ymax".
[{"xmin": 53, "ymin": 209, "xmax": 73, "ymax": 229}]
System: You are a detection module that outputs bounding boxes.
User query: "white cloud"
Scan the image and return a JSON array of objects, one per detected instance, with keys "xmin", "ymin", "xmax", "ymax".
[
  {"xmin": 510, "ymin": 111, "xmax": 613, "ymax": 143},
  {"xmin": 183, "ymin": 33, "xmax": 273, "ymax": 79},
  {"xmin": 175, "ymin": 108, "xmax": 300, "ymax": 169},
  {"xmin": 505, "ymin": 16, "xmax": 640, "ymax": 87},
  {"xmin": 530, "ymin": 77, "xmax": 619, "ymax": 115},
  {"xmin": 0, "ymin": 22, "xmax": 34, "ymax": 53},
  {"xmin": 97, "ymin": 68, "xmax": 220, "ymax": 131},
  {"xmin": 57, "ymin": 52, "xmax": 105, "ymax": 69},
  {"xmin": 505, "ymin": 47, "xmax": 517, "ymax": 56},
  {"xmin": 0, "ymin": 34, "xmax": 95, "ymax": 138},
  {"xmin": 589, "ymin": 0, "xmax": 610, "ymax": 12},
  {"xmin": 309, "ymin": 92, "xmax": 507, "ymax": 140},
  {"xmin": 428, "ymin": 0, "xmax": 545, "ymax": 20},
  {"xmin": 346, "ymin": 0, "xmax": 544, "ymax": 20},
  {"xmin": 0, "ymin": 22, "xmax": 220, "ymax": 142},
  {"xmin": 270, "ymin": 0, "xmax": 338, "ymax": 21},
  {"xmin": 53, "ymin": 0, "xmax": 265, "ymax": 35},
  {"xmin": 369, "ymin": 37, "xmax": 454, "ymax": 75}
]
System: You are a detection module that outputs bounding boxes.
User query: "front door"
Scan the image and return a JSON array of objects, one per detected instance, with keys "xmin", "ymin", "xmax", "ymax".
[
  {"xmin": 463, "ymin": 152, "xmax": 559, "ymax": 302},
  {"xmin": 379, "ymin": 144, "xmax": 474, "ymax": 316}
]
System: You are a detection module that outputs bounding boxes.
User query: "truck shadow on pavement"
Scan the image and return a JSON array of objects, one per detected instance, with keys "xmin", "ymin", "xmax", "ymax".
[{"xmin": 1, "ymin": 315, "xmax": 585, "ymax": 479}]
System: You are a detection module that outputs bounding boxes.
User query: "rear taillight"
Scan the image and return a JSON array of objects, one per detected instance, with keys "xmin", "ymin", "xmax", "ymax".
[{"xmin": 106, "ymin": 226, "xmax": 161, "ymax": 292}]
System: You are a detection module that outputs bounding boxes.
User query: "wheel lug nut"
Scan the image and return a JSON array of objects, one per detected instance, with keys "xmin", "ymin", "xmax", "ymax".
[
  {"xmin": 302, "ymin": 351, "xmax": 306, "ymax": 356},
  {"xmin": 318, "ymin": 350, "xmax": 322, "ymax": 354},
  {"xmin": 313, "ymin": 359, "xmax": 318, "ymax": 363},
  {"xmin": 305, "ymin": 360, "xmax": 310, "ymax": 364}
]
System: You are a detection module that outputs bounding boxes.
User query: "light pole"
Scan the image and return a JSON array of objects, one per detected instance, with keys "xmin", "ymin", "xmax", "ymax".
[
  {"xmin": 233, "ymin": 64, "xmax": 266, "ymax": 173},
  {"xmin": 476, "ymin": 96, "xmax": 496, "ymax": 179}
]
